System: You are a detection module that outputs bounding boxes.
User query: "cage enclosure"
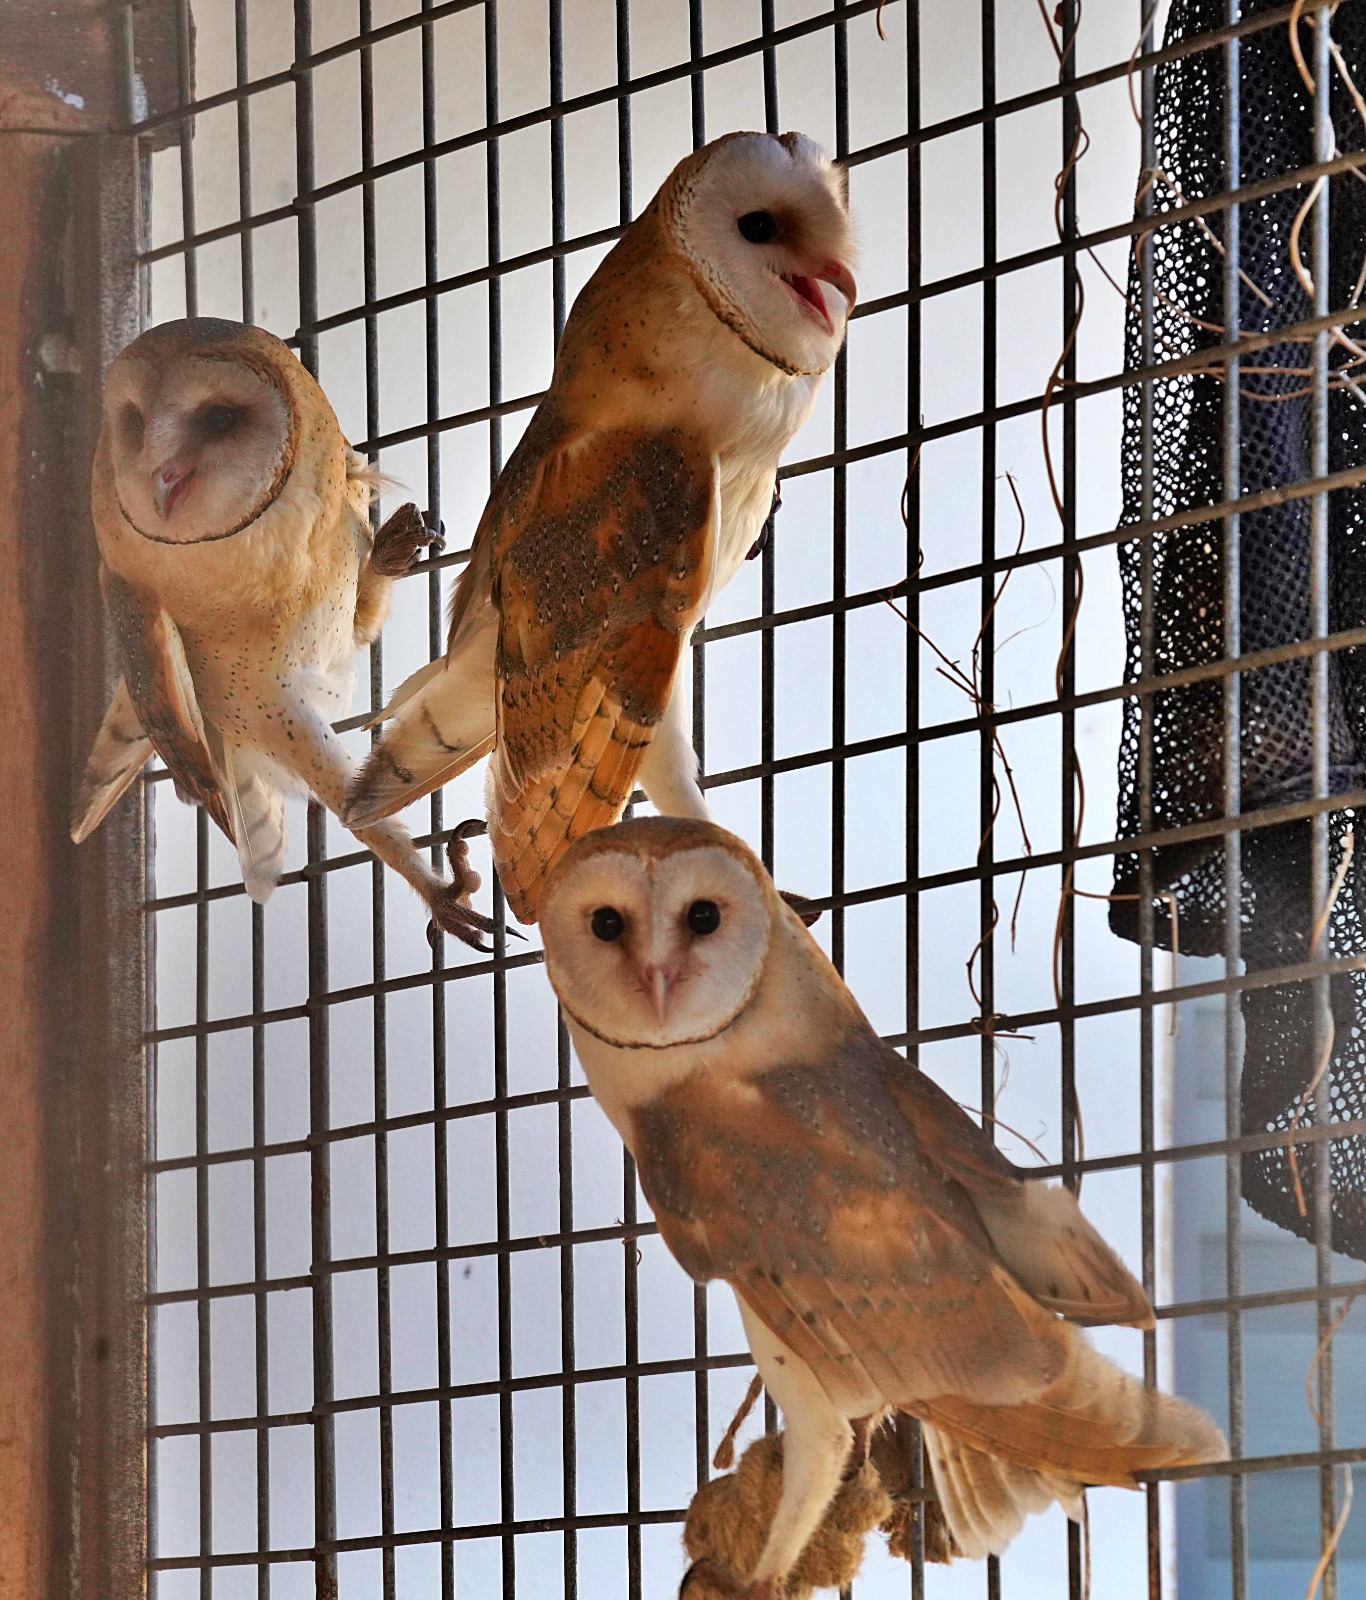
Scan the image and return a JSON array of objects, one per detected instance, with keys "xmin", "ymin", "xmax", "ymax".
[{"xmin": 3, "ymin": 2, "xmax": 1366, "ymax": 1598}]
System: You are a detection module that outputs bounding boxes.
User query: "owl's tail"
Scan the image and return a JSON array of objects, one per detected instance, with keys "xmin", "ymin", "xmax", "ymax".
[
  {"xmin": 220, "ymin": 749, "xmax": 287, "ymax": 903},
  {"xmin": 916, "ymin": 1330, "xmax": 1226, "ymax": 1559},
  {"xmin": 71, "ymin": 679, "xmax": 155, "ymax": 843},
  {"xmin": 920, "ymin": 1423, "xmax": 1084, "ymax": 1560},
  {"xmin": 343, "ymin": 620, "xmax": 496, "ymax": 827}
]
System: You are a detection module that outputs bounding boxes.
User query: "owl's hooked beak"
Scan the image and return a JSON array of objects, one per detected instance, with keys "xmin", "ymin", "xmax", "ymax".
[
  {"xmin": 153, "ymin": 457, "xmax": 196, "ymax": 520},
  {"xmin": 819, "ymin": 260, "xmax": 858, "ymax": 314},
  {"xmin": 636, "ymin": 961, "xmax": 681, "ymax": 1023},
  {"xmin": 782, "ymin": 261, "xmax": 857, "ymax": 333}
]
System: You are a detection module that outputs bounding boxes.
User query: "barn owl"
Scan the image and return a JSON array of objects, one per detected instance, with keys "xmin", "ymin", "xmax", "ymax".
[
  {"xmin": 538, "ymin": 817, "xmax": 1227, "ymax": 1591},
  {"xmin": 343, "ymin": 130, "xmax": 856, "ymax": 926},
  {"xmin": 74, "ymin": 317, "xmax": 496, "ymax": 947}
]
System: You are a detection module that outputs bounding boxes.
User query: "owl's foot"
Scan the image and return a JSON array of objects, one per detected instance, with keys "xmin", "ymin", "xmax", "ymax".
[
  {"xmin": 778, "ymin": 890, "xmax": 823, "ymax": 928},
  {"xmin": 425, "ymin": 821, "xmax": 524, "ymax": 953},
  {"xmin": 371, "ymin": 502, "xmax": 445, "ymax": 576},
  {"xmin": 679, "ymin": 1559, "xmax": 784, "ymax": 1600}
]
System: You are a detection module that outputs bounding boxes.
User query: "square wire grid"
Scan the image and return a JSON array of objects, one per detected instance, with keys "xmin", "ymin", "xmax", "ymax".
[{"xmin": 120, "ymin": 1, "xmax": 1366, "ymax": 1597}]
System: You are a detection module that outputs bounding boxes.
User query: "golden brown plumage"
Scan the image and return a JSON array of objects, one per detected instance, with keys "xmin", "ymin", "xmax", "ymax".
[
  {"xmin": 345, "ymin": 132, "xmax": 857, "ymax": 923},
  {"xmin": 76, "ymin": 317, "xmax": 490, "ymax": 944},
  {"xmin": 538, "ymin": 817, "xmax": 1227, "ymax": 1590}
]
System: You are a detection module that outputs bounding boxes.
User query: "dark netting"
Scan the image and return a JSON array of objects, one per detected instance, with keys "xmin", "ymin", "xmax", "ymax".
[{"xmin": 1111, "ymin": 0, "xmax": 1366, "ymax": 1256}]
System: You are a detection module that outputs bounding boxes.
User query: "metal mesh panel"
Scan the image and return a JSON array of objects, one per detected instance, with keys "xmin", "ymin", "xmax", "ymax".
[{"xmin": 117, "ymin": 2, "xmax": 1366, "ymax": 1597}]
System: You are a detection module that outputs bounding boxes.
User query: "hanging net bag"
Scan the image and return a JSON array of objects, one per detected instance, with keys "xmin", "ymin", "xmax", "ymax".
[{"xmin": 1111, "ymin": 0, "xmax": 1366, "ymax": 1256}]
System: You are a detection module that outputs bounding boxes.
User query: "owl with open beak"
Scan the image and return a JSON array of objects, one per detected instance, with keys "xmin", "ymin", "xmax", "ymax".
[
  {"xmin": 74, "ymin": 317, "xmax": 494, "ymax": 946},
  {"xmin": 539, "ymin": 817, "xmax": 1227, "ymax": 1594},
  {"xmin": 343, "ymin": 130, "xmax": 857, "ymax": 926}
]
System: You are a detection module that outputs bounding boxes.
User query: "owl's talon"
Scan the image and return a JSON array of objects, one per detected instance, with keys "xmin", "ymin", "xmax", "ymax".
[
  {"xmin": 426, "ymin": 831, "xmax": 496, "ymax": 950},
  {"xmin": 426, "ymin": 824, "xmax": 525, "ymax": 949},
  {"xmin": 779, "ymin": 889, "xmax": 823, "ymax": 927},
  {"xmin": 370, "ymin": 501, "xmax": 445, "ymax": 576}
]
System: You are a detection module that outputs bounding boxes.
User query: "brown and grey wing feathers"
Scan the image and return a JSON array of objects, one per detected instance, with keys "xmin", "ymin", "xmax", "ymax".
[
  {"xmin": 877, "ymin": 1036, "xmax": 1154, "ymax": 1328},
  {"xmin": 71, "ymin": 678, "xmax": 155, "ymax": 843},
  {"xmin": 101, "ymin": 567, "xmax": 234, "ymax": 841},
  {"xmin": 633, "ymin": 1063, "xmax": 1073, "ymax": 1414},
  {"xmin": 487, "ymin": 428, "xmax": 715, "ymax": 923},
  {"xmin": 632, "ymin": 1041, "xmax": 1222, "ymax": 1501},
  {"xmin": 917, "ymin": 1336, "xmax": 1226, "ymax": 1487}
]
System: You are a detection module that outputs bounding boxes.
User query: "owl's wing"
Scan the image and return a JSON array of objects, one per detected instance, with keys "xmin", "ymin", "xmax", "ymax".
[
  {"xmin": 635, "ymin": 1023, "xmax": 1150, "ymax": 1414},
  {"xmin": 488, "ymin": 426, "xmax": 716, "ymax": 922},
  {"xmin": 101, "ymin": 567, "xmax": 235, "ymax": 841},
  {"xmin": 633, "ymin": 1039, "xmax": 1073, "ymax": 1413},
  {"xmin": 874, "ymin": 1040, "xmax": 1153, "ymax": 1329},
  {"xmin": 71, "ymin": 678, "xmax": 155, "ymax": 843}
]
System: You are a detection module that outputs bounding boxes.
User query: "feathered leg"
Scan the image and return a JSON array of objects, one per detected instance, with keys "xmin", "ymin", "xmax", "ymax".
[
  {"xmin": 637, "ymin": 671, "xmax": 710, "ymax": 820},
  {"xmin": 680, "ymin": 1297, "xmax": 856, "ymax": 1598},
  {"xmin": 214, "ymin": 741, "xmax": 288, "ymax": 904},
  {"xmin": 246, "ymin": 692, "xmax": 496, "ymax": 948}
]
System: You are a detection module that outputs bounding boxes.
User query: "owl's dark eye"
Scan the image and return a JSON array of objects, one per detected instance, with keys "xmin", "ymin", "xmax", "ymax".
[
  {"xmin": 591, "ymin": 906, "xmax": 625, "ymax": 942},
  {"xmin": 686, "ymin": 899, "xmax": 721, "ymax": 936},
  {"xmin": 737, "ymin": 210, "xmax": 778, "ymax": 244},
  {"xmin": 199, "ymin": 403, "xmax": 242, "ymax": 438},
  {"xmin": 120, "ymin": 404, "xmax": 145, "ymax": 453}
]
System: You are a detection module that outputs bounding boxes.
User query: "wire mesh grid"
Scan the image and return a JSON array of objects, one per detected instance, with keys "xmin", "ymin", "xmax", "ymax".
[{"xmin": 117, "ymin": 1, "xmax": 1366, "ymax": 1596}]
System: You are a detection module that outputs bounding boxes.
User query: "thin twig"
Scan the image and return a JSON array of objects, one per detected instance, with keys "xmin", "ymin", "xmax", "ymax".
[
  {"xmin": 1070, "ymin": 887, "xmax": 1181, "ymax": 1036},
  {"xmin": 712, "ymin": 1373, "xmax": 764, "ymax": 1472},
  {"xmin": 1304, "ymin": 1467, "xmax": 1354, "ymax": 1600},
  {"xmin": 1287, "ymin": 826, "xmax": 1356, "ymax": 1216},
  {"xmin": 956, "ymin": 1103, "xmax": 1051, "ymax": 1164}
]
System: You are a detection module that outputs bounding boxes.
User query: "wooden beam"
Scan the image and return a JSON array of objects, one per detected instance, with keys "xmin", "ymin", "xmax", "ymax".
[
  {"xmin": 0, "ymin": 1, "xmax": 180, "ymax": 137},
  {"xmin": 0, "ymin": 128, "xmax": 64, "ymax": 1600},
  {"xmin": 0, "ymin": 4, "xmax": 178, "ymax": 1597}
]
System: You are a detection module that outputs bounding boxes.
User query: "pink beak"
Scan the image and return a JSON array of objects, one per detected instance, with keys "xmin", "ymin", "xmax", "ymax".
[
  {"xmin": 153, "ymin": 458, "xmax": 196, "ymax": 520},
  {"xmin": 638, "ymin": 963, "xmax": 680, "ymax": 1023},
  {"xmin": 783, "ymin": 262, "xmax": 858, "ymax": 334}
]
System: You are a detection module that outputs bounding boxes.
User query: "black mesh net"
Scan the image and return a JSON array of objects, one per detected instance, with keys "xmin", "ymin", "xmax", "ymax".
[{"xmin": 1111, "ymin": 0, "xmax": 1366, "ymax": 1257}]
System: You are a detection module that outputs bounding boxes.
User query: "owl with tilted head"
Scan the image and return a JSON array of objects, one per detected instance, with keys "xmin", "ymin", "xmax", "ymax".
[{"xmin": 76, "ymin": 317, "xmax": 492, "ymax": 944}]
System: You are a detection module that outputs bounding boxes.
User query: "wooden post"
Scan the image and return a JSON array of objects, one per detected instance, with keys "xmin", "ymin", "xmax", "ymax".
[{"xmin": 0, "ymin": 8, "xmax": 177, "ymax": 1598}]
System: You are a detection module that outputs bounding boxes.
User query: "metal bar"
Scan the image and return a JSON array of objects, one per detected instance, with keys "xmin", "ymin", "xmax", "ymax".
[
  {"xmin": 120, "ymin": 2, "xmax": 1304, "ymax": 198},
  {"xmin": 415, "ymin": 4, "xmax": 460, "ymax": 1596},
  {"xmin": 339, "ymin": 290, "xmax": 1366, "ymax": 468},
  {"xmin": 1310, "ymin": 9, "xmax": 1340, "ymax": 1593},
  {"xmin": 545, "ymin": 7, "xmax": 580, "ymax": 1592},
  {"xmin": 979, "ymin": 8, "xmax": 1000, "ymax": 1595},
  {"xmin": 356, "ymin": 12, "xmax": 400, "ymax": 1600},
  {"xmin": 290, "ymin": 6, "xmax": 338, "ymax": 1596},
  {"xmin": 144, "ymin": 1088, "xmax": 1366, "ymax": 1195},
  {"xmin": 684, "ymin": 0, "xmax": 711, "ymax": 1509},
  {"xmin": 831, "ymin": 13, "xmax": 849, "ymax": 987},
  {"xmin": 480, "ymin": 11, "xmax": 518, "ymax": 1597},
  {"xmin": 1220, "ymin": 6, "xmax": 1249, "ymax": 1595},
  {"xmin": 138, "ymin": 142, "xmax": 1366, "ymax": 325}
]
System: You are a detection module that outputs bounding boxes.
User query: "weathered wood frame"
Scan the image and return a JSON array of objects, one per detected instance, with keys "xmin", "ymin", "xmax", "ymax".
[{"xmin": 0, "ymin": 7, "xmax": 176, "ymax": 1596}]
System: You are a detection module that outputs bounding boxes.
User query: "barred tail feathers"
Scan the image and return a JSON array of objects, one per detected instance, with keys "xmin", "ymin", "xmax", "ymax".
[
  {"xmin": 917, "ymin": 1327, "xmax": 1226, "ymax": 1498},
  {"xmin": 344, "ymin": 627, "xmax": 496, "ymax": 826}
]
